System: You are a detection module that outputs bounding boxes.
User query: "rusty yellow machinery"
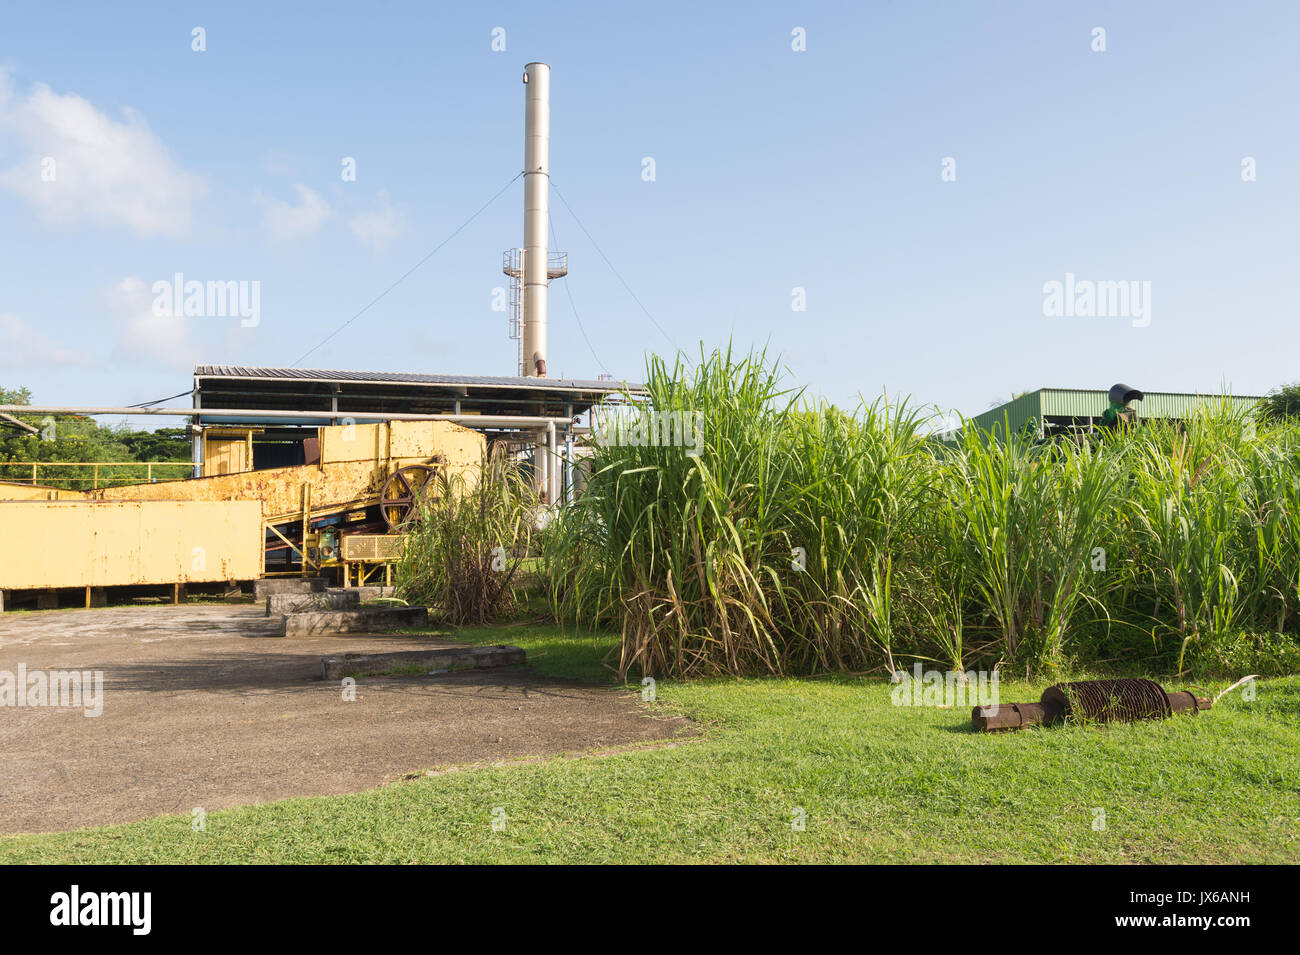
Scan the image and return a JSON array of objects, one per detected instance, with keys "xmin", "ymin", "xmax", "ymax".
[
  {"xmin": 98, "ymin": 419, "xmax": 484, "ymax": 579},
  {"xmin": 340, "ymin": 533, "xmax": 407, "ymax": 587},
  {"xmin": 0, "ymin": 420, "xmax": 485, "ymax": 605}
]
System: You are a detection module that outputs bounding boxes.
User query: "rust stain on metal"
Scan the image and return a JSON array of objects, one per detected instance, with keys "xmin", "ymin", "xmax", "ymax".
[
  {"xmin": 91, "ymin": 421, "xmax": 483, "ymax": 520},
  {"xmin": 972, "ymin": 678, "xmax": 1211, "ymax": 732}
]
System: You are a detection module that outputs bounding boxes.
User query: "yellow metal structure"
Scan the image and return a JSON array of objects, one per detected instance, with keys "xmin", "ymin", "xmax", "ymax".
[
  {"xmin": 202, "ymin": 428, "xmax": 259, "ymax": 476},
  {"xmin": 94, "ymin": 420, "xmax": 483, "ymax": 520},
  {"xmin": 0, "ymin": 481, "xmax": 86, "ymax": 501},
  {"xmin": 342, "ymin": 534, "xmax": 405, "ymax": 562},
  {"xmin": 0, "ymin": 463, "xmax": 190, "ymax": 490},
  {"xmin": 340, "ymin": 534, "xmax": 405, "ymax": 587},
  {"xmin": 0, "ymin": 500, "xmax": 263, "ymax": 590},
  {"xmin": 0, "ymin": 421, "xmax": 483, "ymax": 594}
]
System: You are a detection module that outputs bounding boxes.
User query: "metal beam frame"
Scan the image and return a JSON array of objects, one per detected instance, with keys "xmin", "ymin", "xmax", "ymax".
[{"xmin": 0, "ymin": 405, "xmax": 576, "ymax": 428}]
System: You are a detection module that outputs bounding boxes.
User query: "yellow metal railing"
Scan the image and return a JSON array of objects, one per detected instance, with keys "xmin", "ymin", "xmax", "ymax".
[{"xmin": 0, "ymin": 461, "xmax": 193, "ymax": 489}]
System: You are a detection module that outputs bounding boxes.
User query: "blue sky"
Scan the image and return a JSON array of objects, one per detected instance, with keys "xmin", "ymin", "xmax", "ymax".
[{"xmin": 1, "ymin": 1, "xmax": 1296, "ymax": 426}]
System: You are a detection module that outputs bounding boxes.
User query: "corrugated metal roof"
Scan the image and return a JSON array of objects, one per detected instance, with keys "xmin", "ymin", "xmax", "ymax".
[
  {"xmin": 971, "ymin": 388, "xmax": 1262, "ymax": 436},
  {"xmin": 971, "ymin": 392, "xmax": 1043, "ymax": 436},
  {"xmin": 193, "ymin": 365, "xmax": 642, "ymax": 393},
  {"xmin": 1038, "ymin": 388, "xmax": 1260, "ymax": 419}
]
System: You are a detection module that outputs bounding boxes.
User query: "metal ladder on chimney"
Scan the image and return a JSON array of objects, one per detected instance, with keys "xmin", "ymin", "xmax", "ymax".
[{"xmin": 503, "ymin": 249, "xmax": 568, "ymax": 377}]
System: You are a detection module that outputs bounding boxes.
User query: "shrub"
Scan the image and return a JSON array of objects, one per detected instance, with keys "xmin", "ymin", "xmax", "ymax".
[{"xmin": 395, "ymin": 446, "xmax": 537, "ymax": 626}]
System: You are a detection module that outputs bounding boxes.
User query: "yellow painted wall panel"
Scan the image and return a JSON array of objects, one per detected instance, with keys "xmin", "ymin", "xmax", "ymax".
[
  {"xmin": 203, "ymin": 438, "xmax": 249, "ymax": 476},
  {"xmin": 0, "ymin": 482, "xmax": 88, "ymax": 501},
  {"xmin": 320, "ymin": 422, "xmax": 384, "ymax": 464},
  {"xmin": 0, "ymin": 500, "xmax": 262, "ymax": 589}
]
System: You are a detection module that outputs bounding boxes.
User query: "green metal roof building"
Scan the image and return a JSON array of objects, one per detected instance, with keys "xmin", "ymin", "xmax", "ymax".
[{"xmin": 970, "ymin": 388, "xmax": 1262, "ymax": 440}]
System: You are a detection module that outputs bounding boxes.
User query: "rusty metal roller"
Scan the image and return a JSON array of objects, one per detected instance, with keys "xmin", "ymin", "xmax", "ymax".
[{"xmin": 973, "ymin": 678, "xmax": 1211, "ymax": 732}]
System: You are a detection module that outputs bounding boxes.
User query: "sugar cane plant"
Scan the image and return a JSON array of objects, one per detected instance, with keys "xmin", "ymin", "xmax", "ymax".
[
  {"xmin": 395, "ymin": 445, "xmax": 537, "ymax": 625},
  {"xmin": 543, "ymin": 348, "xmax": 1300, "ymax": 680}
]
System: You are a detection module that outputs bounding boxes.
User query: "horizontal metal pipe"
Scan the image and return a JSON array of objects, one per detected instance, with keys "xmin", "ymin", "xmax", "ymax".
[
  {"xmin": 193, "ymin": 374, "xmax": 640, "ymax": 393},
  {"xmin": 0, "ymin": 405, "xmax": 575, "ymax": 428},
  {"xmin": 0, "ymin": 411, "xmax": 39, "ymax": 435}
]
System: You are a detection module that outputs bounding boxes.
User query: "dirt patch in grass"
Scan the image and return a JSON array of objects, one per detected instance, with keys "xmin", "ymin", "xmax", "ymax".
[{"xmin": 0, "ymin": 606, "xmax": 692, "ymax": 834}]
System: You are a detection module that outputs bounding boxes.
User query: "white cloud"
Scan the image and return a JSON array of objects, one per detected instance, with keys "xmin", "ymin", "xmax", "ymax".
[
  {"xmin": 257, "ymin": 184, "xmax": 331, "ymax": 241},
  {"xmin": 0, "ymin": 312, "xmax": 96, "ymax": 369},
  {"xmin": 110, "ymin": 276, "xmax": 198, "ymax": 370},
  {"xmin": 0, "ymin": 67, "xmax": 204, "ymax": 237},
  {"xmin": 348, "ymin": 190, "xmax": 406, "ymax": 253}
]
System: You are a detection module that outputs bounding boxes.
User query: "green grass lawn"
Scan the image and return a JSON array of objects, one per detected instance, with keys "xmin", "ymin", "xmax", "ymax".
[{"xmin": 3, "ymin": 623, "xmax": 1297, "ymax": 863}]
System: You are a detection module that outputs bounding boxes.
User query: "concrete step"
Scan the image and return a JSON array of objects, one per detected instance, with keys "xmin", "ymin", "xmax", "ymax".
[
  {"xmin": 321, "ymin": 644, "xmax": 525, "ymax": 681},
  {"xmin": 281, "ymin": 605, "xmax": 428, "ymax": 637},
  {"xmin": 254, "ymin": 577, "xmax": 327, "ymax": 598},
  {"xmin": 265, "ymin": 590, "xmax": 361, "ymax": 617},
  {"xmin": 328, "ymin": 585, "xmax": 397, "ymax": 600}
]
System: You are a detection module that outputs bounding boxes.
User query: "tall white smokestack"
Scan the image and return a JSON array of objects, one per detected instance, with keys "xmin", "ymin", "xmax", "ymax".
[{"xmin": 522, "ymin": 62, "xmax": 550, "ymax": 378}]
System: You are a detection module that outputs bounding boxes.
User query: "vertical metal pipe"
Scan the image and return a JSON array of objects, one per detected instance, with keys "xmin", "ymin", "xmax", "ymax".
[
  {"xmin": 563, "ymin": 401, "xmax": 573, "ymax": 504},
  {"xmin": 543, "ymin": 421, "xmax": 555, "ymax": 503},
  {"xmin": 522, "ymin": 62, "xmax": 550, "ymax": 378},
  {"xmin": 549, "ymin": 421, "xmax": 559, "ymax": 505},
  {"xmin": 191, "ymin": 378, "xmax": 203, "ymax": 478},
  {"xmin": 563, "ymin": 430, "xmax": 574, "ymax": 504}
]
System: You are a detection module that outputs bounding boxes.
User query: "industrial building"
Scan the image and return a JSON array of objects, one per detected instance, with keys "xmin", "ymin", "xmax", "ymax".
[
  {"xmin": 188, "ymin": 364, "xmax": 634, "ymax": 487},
  {"xmin": 970, "ymin": 387, "xmax": 1262, "ymax": 440}
]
